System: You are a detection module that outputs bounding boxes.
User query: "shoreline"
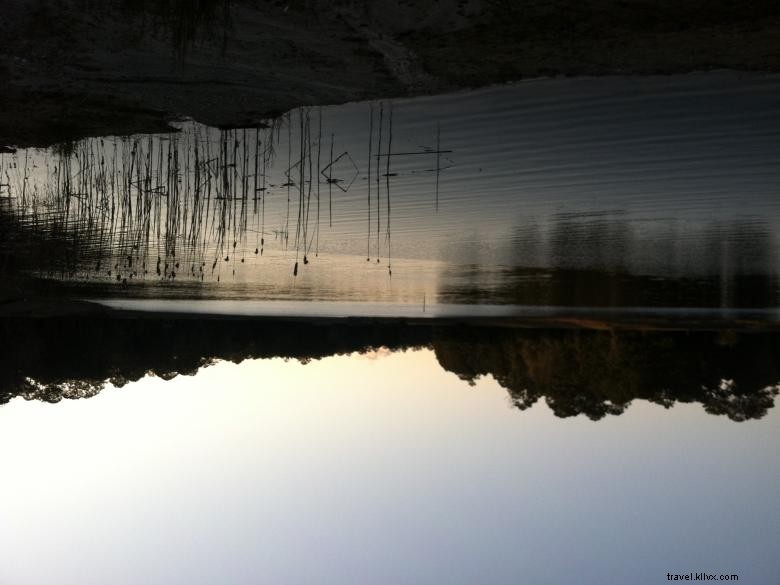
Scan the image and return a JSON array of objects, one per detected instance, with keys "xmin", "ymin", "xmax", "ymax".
[
  {"xmin": 3, "ymin": 298, "xmax": 778, "ymax": 420},
  {"xmin": 2, "ymin": 295, "xmax": 779, "ymax": 332}
]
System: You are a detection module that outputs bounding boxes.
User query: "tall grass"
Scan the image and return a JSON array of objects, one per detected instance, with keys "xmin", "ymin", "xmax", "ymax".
[{"xmin": 2, "ymin": 102, "xmax": 448, "ymax": 289}]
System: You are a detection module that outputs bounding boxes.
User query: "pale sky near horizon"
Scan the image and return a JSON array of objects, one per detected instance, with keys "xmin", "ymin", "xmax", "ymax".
[{"xmin": 0, "ymin": 349, "xmax": 778, "ymax": 585}]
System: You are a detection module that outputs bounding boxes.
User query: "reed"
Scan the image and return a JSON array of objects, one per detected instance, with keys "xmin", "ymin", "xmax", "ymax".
[
  {"xmin": 328, "ymin": 133, "xmax": 334, "ymax": 228},
  {"xmin": 1, "ymin": 102, "xmax": 449, "ymax": 297},
  {"xmin": 385, "ymin": 104, "xmax": 393, "ymax": 276},
  {"xmin": 315, "ymin": 108, "xmax": 322, "ymax": 257},
  {"xmin": 376, "ymin": 103, "xmax": 383, "ymax": 262},
  {"xmin": 367, "ymin": 103, "xmax": 373, "ymax": 261}
]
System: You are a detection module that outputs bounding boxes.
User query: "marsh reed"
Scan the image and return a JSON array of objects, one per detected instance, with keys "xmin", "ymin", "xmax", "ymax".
[{"xmin": 1, "ymin": 102, "xmax": 450, "ymax": 290}]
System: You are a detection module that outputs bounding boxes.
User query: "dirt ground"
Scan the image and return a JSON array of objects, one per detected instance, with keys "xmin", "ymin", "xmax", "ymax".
[{"xmin": 1, "ymin": 0, "xmax": 779, "ymax": 148}]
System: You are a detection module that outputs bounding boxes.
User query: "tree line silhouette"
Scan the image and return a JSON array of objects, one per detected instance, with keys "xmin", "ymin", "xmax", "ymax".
[{"xmin": 1, "ymin": 315, "xmax": 777, "ymax": 422}]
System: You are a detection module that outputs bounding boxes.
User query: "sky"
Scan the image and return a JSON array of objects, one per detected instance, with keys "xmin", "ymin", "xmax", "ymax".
[{"xmin": 1, "ymin": 348, "xmax": 778, "ymax": 585}]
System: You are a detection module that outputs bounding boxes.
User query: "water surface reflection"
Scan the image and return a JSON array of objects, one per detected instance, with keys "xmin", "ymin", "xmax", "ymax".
[{"xmin": 2, "ymin": 72, "xmax": 780, "ymax": 313}]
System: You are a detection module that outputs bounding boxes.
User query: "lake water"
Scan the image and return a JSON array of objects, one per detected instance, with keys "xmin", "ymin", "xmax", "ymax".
[{"xmin": 2, "ymin": 71, "xmax": 780, "ymax": 317}]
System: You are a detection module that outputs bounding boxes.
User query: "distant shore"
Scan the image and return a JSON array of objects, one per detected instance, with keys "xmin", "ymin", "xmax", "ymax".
[
  {"xmin": 3, "ymin": 298, "xmax": 779, "ymax": 422},
  {"xmin": 2, "ymin": 293, "xmax": 779, "ymax": 332},
  {"xmin": 2, "ymin": 0, "xmax": 779, "ymax": 149}
]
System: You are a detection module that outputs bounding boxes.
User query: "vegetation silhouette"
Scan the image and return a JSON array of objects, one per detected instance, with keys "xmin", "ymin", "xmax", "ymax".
[
  {"xmin": 433, "ymin": 327, "xmax": 780, "ymax": 421},
  {"xmin": 1, "ymin": 316, "xmax": 777, "ymax": 422},
  {"xmin": 0, "ymin": 103, "xmax": 442, "ymax": 297}
]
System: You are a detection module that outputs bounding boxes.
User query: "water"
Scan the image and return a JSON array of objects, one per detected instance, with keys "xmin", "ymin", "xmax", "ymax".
[
  {"xmin": 1, "ymin": 348, "xmax": 778, "ymax": 585},
  {"xmin": 2, "ymin": 71, "xmax": 780, "ymax": 317}
]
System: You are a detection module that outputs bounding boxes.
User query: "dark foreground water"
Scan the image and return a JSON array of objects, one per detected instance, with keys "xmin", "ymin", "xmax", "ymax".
[{"xmin": 2, "ymin": 72, "xmax": 780, "ymax": 317}]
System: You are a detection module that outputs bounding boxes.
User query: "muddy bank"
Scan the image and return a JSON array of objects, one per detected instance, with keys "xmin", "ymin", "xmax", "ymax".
[{"xmin": 2, "ymin": 0, "xmax": 779, "ymax": 148}]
